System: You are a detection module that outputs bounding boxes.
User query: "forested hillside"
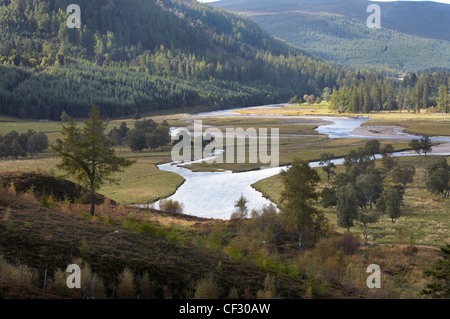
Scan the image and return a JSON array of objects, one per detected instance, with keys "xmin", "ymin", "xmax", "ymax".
[
  {"xmin": 214, "ymin": 0, "xmax": 450, "ymax": 72},
  {"xmin": 250, "ymin": 12, "xmax": 450, "ymax": 72},
  {"xmin": 0, "ymin": 0, "xmax": 345, "ymax": 119}
]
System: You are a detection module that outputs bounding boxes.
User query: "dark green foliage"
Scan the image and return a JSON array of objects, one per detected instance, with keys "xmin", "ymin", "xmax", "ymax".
[
  {"xmin": 409, "ymin": 139, "xmax": 423, "ymax": 156},
  {"xmin": 355, "ymin": 167, "xmax": 383, "ymax": 210},
  {"xmin": 423, "ymin": 244, "xmax": 450, "ymax": 299},
  {"xmin": 0, "ymin": 0, "xmax": 347, "ymax": 119},
  {"xmin": 52, "ymin": 105, "xmax": 134, "ymax": 215},
  {"xmin": 336, "ymin": 183, "xmax": 359, "ymax": 232},
  {"xmin": 216, "ymin": 0, "xmax": 450, "ymax": 70},
  {"xmin": 420, "ymin": 136, "xmax": 432, "ymax": 156},
  {"xmin": 391, "ymin": 163, "xmax": 416, "ymax": 187},
  {"xmin": 249, "ymin": 10, "xmax": 450, "ymax": 72},
  {"xmin": 124, "ymin": 119, "xmax": 171, "ymax": 152},
  {"xmin": 126, "ymin": 129, "xmax": 148, "ymax": 152},
  {"xmin": 321, "ymin": 187, "xmax": 337, "ymax": 208},
  {"xmin": 426, "ymin": 157, "xmax": 450, "ymax": 198},
  {"xmin": 364, "ymin": 140, "xmax": 381, "ymax": 161},
  {"xmin": 376, "ymin": 185, "xmax": 405, "ymax": 223},
  {"xmin": 0, "ymin": 129, "xmax": 49, "ymax": 159},
  {"xmin": 330, "ymin": 71, "xmax": 450, "ymax": 114}
]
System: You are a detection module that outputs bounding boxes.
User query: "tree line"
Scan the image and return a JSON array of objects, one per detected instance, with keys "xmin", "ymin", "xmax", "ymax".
[
  {"xmin": 108, "ymin": 119, "xmax": 171, "ymax": 152},
  {"xmin": 329, "ymin": 71, "xmax": 450, "ymax": 113},
  {"xmin": 0, "ymin": 129, "xmax": 49, "ymax": 159}
]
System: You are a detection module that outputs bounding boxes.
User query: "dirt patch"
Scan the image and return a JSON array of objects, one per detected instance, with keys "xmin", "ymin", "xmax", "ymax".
[{"xmin": 351, "ymin": 125, "xmax": 410, "ymax": 138}]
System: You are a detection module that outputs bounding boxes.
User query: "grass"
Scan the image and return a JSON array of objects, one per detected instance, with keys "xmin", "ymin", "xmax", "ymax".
[
  {"xmin": 187, "ymin": 137, "xmax": 411, "ymax": 172},
  {"xmin": 235, "ymin": 101, "xmax": 335, "ymax": 116},
  {"xmin": 0, "ymin": 146, "xmax": 183, "ymax": 205},
  {"xmin": 363, "ymin": 115, "xmax": 450, "ymax": 136},
  {"xmin": 253, "ymin": 155, "xmax": 450, "ymax": 247},
  {"xmin": 100, "ymin": 157, "xmax": 184, "ymax": 204}
]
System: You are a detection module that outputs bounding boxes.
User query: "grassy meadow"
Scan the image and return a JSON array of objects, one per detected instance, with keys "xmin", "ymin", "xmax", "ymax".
[{"xmin": 253, "ymin": 155, "xmax": 450, "ymax": 247}]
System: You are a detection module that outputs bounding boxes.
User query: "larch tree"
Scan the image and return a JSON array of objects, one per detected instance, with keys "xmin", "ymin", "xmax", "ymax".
[{"xmin": 52, "ymin": 105, "xmax": 134, "ymax": 215}]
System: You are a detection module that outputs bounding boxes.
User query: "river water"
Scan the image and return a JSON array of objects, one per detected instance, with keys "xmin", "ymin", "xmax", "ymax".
[{"xmin": 155, "ymin": 104, "xmax": 450, "ymax": 219}]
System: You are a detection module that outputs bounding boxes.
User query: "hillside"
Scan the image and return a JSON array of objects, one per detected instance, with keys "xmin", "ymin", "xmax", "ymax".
[
  {"xmin": 0, "ymin": 172, "xmax": 444, "ymax": 299},
  {"xmin": 0, "ymin": 173, "xmax": 306, "ymax": 299},
  {"xmin": 0, "ymin": 0, "xmax": 344, "ymax": 119},
  {"xmin": 213, "ymin": 0, "xmax": 450, "ymax": 72}
]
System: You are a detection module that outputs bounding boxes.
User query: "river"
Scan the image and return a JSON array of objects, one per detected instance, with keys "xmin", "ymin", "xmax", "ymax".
[{"xmin": 154, "ymin": 104, "xmax": 450, "ymax": 219}]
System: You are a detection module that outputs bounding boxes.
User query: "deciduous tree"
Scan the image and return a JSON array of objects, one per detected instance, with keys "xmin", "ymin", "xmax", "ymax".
[{"xmin": 280, "ymin": 159, "xmax": 323, "ymax": 249}]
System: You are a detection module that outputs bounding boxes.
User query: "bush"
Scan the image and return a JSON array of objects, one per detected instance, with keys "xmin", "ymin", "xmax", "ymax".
[
  {"xmin": 138, "ymin": 272, "xmax": 155, "ymax": 299},
  {"xmin": 116, "ymin": 267, "xmax": 136, "ymax": 299},
  {"xmin": 335, "ymin": 233, "xmax": 361, "ymax": 255},
  {"xmin": 256, "ymin": 274, "xmax": 276, "ymax": 299},
  {"xmin": 226, "ymin": 246, "xmax": 245, "ymax": 264},
  {"xmin": 79, "ymin": 238, "xmax": 90, "ymax": 259},
  {"xmin": 159, "ymin": 199, "xmax": 184, "ymax": 215},
  {"xmin": 40, "ymin": 192, "xmax": 56, "ymax": 209},
  {"xmin": 193, "ymin": 275, "xmax": 219, "ymax": 299},
  {"xmin": 50, "ymin": 268, "xmax": 69, "ymax": 297},
  {"xmin": 92, "ymin": 275, "xmax": 107, "ymax": 299},
  {"xmin": 228, "ymin": 287, "xmax": 239, "ymax": 299}
]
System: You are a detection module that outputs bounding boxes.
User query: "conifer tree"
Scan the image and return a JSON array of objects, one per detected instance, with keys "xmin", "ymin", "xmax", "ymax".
[{"xmin": 52, "ymin": 105, "xmax": 134, "ymax": 215}]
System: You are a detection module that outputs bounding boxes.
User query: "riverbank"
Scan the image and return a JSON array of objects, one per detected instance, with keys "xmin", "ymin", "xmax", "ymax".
[{"xmin": 352, "ymin": 125, "xmax": 450, "ymax": 154}]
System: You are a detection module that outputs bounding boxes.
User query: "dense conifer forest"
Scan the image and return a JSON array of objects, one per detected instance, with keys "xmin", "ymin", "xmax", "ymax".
[{"xmin": 0, "ymin": 0, "xmax": 448, "ymax": 119}]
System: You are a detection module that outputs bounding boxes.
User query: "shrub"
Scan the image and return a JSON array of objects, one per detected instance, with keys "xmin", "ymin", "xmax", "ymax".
[
  {"xmin": 98, "ymin": 198, "xmax": 113, "ymax": 216},
  {"xmin": 50, "ymin": 268, "xmax": 69, "ymax": 297},
  {"xmin": 226, "ymin": 246, "xmax": 245, "ymax": 264},
  {"xmin": 193, "ymin": 275, "xmax": 219, "ymax": 299},
  {"xmin": 79, "ymin": 238, "xmax": 90, "ymax": 259},
  {"xmin": 19, "ymin": 188, "xmax": 37, "ymax": 204},
  {"xmin": 3, "ymin": 208, "xmax": 15, "ymax": 231},
  {"xmin": 40, "ymin": 192, "xmax": 56, "ymax": 209},
  {"xmin": 335, "ymin": 233, "xmax": 361, "ymax": 255},
  {"xmin": 159, "ymin": 199, "xmax": 184, "ymax": 215},
  {"xmin": 256, "ymin": 274, "xmax": 276, "ymax": 299},
  {"xmin": 116, "ymin": 267, "xmax": 136, "ymax": 299},
  {"xmin": 228, "ymin": 287, "xmax": 239, "ymax": 299},
  {"xmin": 92, "ymin": 275, "xmax": 107, "ymax": 299},
  {"xmin": 2, "ymin": 207, "xmax": 12, "ymax": 223},
  {"xmin": 138, "ymin": 272, "xmax": 155, "ymax": 299},
  {"xmin": 5, "ymin": 183, "xmax": 16, "ymax": 197},
  {"xmin": 80, "ymin": 260, "xmax": 93, "ymax": 298}
]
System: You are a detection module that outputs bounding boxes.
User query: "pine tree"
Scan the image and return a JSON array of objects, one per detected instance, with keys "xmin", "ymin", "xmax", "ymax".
[
  {"xmin": 423, "ymin": 244, "xmax": 450, "ymax": 299},
  {"xmin": 436, "ymin": 84, "xmax": 449, "ymax": 113}
]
